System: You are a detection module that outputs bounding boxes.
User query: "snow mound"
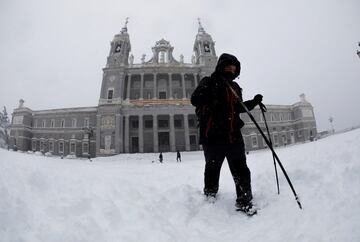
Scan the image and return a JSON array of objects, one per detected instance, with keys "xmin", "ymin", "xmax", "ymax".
[{"xmin": 1, "ymin": 129, "xmax": 360, "ymax": 242}]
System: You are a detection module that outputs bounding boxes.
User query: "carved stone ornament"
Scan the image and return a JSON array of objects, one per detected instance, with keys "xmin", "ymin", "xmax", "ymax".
[
  {"xmin": 105, "ymin": 135, "xmax": 112, "ymax": 150},
  {"xmin": 101, "ymin": 115, "xmax": 115, "ymax": 129},
  {"xmin": 109, "ymin": 75, "xmax": 116, "ymax": 82}
]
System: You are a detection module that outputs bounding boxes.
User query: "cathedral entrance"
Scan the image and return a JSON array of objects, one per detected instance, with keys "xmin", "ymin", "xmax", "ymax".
[
  {"xmin": 131, "ymin": 136, "xmax": 139, "ymax": 153},
  {"xmin": 158, "ymin": 132, "xmax": 170, "ymax": 152}
]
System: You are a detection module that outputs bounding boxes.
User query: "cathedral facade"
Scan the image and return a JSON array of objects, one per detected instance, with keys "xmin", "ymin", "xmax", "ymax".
[{"xmin": 9, "ymin": 22, "xmax": 317, "ymax": 157}]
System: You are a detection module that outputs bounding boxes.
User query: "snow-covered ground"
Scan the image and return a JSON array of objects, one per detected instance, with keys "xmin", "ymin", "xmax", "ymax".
[{"xmin": 1, "ymin": 129, "xmax": 360, "ymax": 242}]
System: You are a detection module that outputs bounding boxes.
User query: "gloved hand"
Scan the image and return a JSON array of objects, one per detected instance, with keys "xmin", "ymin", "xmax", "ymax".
[{"xmin": 253, "ymin": 94, "xmax": 263, "ymax": 105}]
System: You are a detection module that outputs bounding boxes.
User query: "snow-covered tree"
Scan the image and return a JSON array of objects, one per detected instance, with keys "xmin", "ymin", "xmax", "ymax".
[{"xmin": 0, "ymin": 106, "xmax": 10, "ymax": 148}]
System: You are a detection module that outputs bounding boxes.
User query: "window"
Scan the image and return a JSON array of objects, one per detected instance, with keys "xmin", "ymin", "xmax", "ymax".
[
  {"xmin": 61, "ymin": 119, "xmax": 65, "ymax": 128},
  {"xmin": 108, "ymin": 89, "xmax": 114, "ymax": 99},
  {"xmin": 131, "ymin": 120, "xmax": 139, "ymax": 129},
  {"xmin": 251, "ymin": 136, "xmax": 258, "ymax": 148},
  {"xmin": 59, "ymin": 141, "xmax": 64, "ymax": 153},
  {"xmin": 282, "ymin": 136, "xmax": 287, "ymax": 145},
  {"xmin": 72, "ymin": 118, "xmax": 77, "ymax": 128},
  {"xmin": 159, "ymin": 91, "xmax": 166, "ymax": 99},
  {"xmin": 115, "ymin": 43, "xmax": 121, "ymax": 53},
  {"xmin": 298, "ymin": 130, "xmax": 302, "ymax": 137},
  {"xmin": 131, "ymin": 80, "xmax": 141, "ymax": 88},
  {"xmin": 70, "ymin": 142, "xmax": 76, "ymax": 154},
  {"xmin": 271, "ymin": 115, "xmax": 275, "ymax": 122},
  {"xmin": 174, "ymin": 119, "xmax": 182, "ymax": 128},
  {"xmin": 34, "ymin": 119, "xmax": 38, "ymax": 128},
  {"xmin": 190, "ymin": 135, "xmax": 197, "ymax": 145},
  {"xmin": 172, "ymin": 80, "xmax": 181, "ymax": 88},
  {"xmin": 83, "ymin": 143, "xmax": 89, "ymax": 154},
  {"xmin": 51, "ymin": 120, "xmax": 55, "ymax": 128},
  {"xmin": 144, "ymin": 80, "xmax": 153, "ymax": 88},
  {"xmin": 49, "ymin": 141, "xmax": 54, "ymax": 152},
  {"xmin": 84, "ymin": 118, "xmax": 89, "ymax": 128},
  {"xmin": 32, "ymin": 140, "xmax": 36, "ymax": 151},
  {"xmin": 185, "ymin": 78, "xmax": 194, "ymax": 88},
  {"xmin": 145, "ymin": 120, "xmax": 153, "ymax": 129},
  {"xmin": 40, "ymin": 141, "xmax": 45, "ymax": 151},
  {"xmin": 188, "ymin": 118, "xmax": 196, "ymax": 128},
  {"xmin": 158, "ymin": 120, "xmax": 169, "ymax": 128},
  {"xmin": 204, "ymin": 43, "xmax": 211, "ymax": 53},
  {"xmin": 42, "ymin": 120, "xmax": 46, "ymax": 128},
  {"xmin": 273, "ymin": 134, "xmax": 279, "ymax": 145}
]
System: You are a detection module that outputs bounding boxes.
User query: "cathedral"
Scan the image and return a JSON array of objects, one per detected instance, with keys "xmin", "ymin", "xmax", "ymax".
[{"xmin": 9, "ymin": 21, "xmax": 317, "ymax": 157}]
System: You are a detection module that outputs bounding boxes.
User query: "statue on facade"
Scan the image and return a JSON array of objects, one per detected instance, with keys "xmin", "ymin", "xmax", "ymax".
[
  {"xmin": 141, "ymin": 54, "xmax": 146, "ymax": 64},
  {"xmin": 18, "ymin": 99, "xmax": 24, "ymax": 108},
  {"xmin": 180, "ymin": 54, "xmax": 184, "ymax": 64},
  {"xmin": 129, "ymin": 54, "xmax": 134, "ymax": 65},
  {"xmin": 191, "ymin": 55, "xmax": 196, "ymax": 64}
]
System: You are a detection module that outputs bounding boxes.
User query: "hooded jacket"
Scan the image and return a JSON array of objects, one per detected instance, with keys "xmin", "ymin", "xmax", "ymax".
[{"xmin": 191, "ymin": 53, "xmax": 258, "ymax": 145}]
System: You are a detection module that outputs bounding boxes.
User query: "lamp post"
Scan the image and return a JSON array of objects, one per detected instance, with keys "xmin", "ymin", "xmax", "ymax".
[
  {"xmin": 329, "ymin": 116, "xmax": 335, "ymax": 134},
  {"xmin": 82, "ymin": 126, "xmax": 94, "ymax": 161}
]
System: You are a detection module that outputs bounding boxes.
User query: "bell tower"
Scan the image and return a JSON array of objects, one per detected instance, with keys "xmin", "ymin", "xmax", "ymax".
[
  {"xmin": 99, "ymin": 18, "xmax": 131, "ymax": 103},
  {"xmin": 106, "ymin": 18, "xmax": 131, "ymax": 68},
  {"xmin": 193, "ymin": 18, "xmax": 217, "ymax": 68}
]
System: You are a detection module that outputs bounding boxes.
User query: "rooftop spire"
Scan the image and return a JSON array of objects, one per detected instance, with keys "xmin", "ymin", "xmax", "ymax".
[
  {"xmin": 121, "ymin": 17, "xmax": 129, "ymax": 33},
  {"xmin": 197, "ymin": 18, "xmax": 206, "ymax": 33}
]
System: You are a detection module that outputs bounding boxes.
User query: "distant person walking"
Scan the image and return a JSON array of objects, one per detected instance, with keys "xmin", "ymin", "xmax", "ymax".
[
  {"xmin": 159, "ymin": 152, "xmax": 163, "ymax": 163},
  {"xmin": 176, "ymin": 150, "xmax": 181, "ymax": 162}
]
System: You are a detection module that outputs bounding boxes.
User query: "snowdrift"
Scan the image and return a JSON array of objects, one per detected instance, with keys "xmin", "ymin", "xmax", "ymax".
[{"xmin": 1, "ymin": 129, "xmax": 360, "ymax": 242}]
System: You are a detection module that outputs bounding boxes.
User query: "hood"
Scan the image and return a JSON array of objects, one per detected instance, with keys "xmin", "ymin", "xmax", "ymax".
[{"xmin": 213, "ymin": 53, "xmax": 241, "ymax": 80}]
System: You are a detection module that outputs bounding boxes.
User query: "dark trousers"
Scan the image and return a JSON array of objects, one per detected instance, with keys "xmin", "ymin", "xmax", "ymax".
[{"xmin": 202, "ymin": 142, "xmax": 252, "ymax": 202}]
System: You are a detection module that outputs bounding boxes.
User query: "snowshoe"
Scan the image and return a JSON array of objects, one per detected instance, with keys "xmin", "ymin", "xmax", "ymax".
[
  {"xmin": 235, "ymin": 202, "xmax": 257, "ymax": 216},
  {"xmin": 204, "ymin": 193, "xmax": 217, "ymax": 203}
]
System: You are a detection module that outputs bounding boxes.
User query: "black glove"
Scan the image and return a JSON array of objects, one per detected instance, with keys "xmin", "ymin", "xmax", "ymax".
[{"xmin": 253, "ymin": 94, "xmax": 263, "ymax": 105}]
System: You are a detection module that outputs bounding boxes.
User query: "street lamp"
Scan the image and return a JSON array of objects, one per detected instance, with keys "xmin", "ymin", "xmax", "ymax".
[
  {"xmin": 82, "ymin": 126, "xmax": 94, "ymax": 161},
  {"xmin": 328, "ymin": 116, "xmax": 335, "ymax": 134}
]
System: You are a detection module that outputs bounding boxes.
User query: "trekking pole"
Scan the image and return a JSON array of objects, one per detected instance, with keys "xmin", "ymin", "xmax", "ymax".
[
  {"xmin": 259, "ymin": 103, "xmax": 280, "ymax": 195},
  {"xmin": 226, "ymin": 83, "xmax": 302, "ymax": 209}
]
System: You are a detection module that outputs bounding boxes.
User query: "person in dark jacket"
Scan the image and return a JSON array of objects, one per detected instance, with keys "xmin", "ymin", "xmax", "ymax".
[
  {"xmin": 176, "ymin": 150, "xmax": 181, "ymax": 162},
  {"xmin": 159, "ymin": 152, "xmax": 163, "ymax": 163},
  {"xmin": 191, "ymin": 53, "xmax": 263, "ymax": 212}
]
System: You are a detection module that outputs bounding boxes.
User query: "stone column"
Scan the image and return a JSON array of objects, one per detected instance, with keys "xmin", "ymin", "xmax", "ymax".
[
  {"xmin": 115, "ymin": 114, "xmax": 121, "ymax": 153},
  {"xmin": 119, "ymin": 114, "xmax": 124, "ymax": 153},
  {"xmin": 168, "ymin": 73, "xmax": 173, "ymax": 99},
  {"xmin": 96, "ymin": 114, "xmax": 101, "ymax": 155},
  {"xmin": 193, "ymin": 73, "xmax": 198, "ymax": 87},
  {"xmin": 169, "ymin": 114, "xmax": 175, "ymax": 152},
  {"xmin": 153, "ymin": 114, "xmax": 158, "ymax": 152},
  {"xmin": 126, "ymin": 74, "xmax": 132, "ymax": 101},
  {"xmin": 138, "ymin": 115, "xmax": 144, "ymax": 153},
  {"xmin": 181, "ymin": 73, "xmax": 186, "ymax": 99},
  {"xmin": 184, "ymin": 113, "xmax": 190, "ymax": 151},
  {"xmin": 153, "ymin": 73, "xmax": 157, "ymax": 99},
  {"xmin": 140, "ymin": 73, "xmax": 144, "ymax": 100},
  {"xmin": 124, "ymin": 115, "xmax": 130, "ymax": 153}
]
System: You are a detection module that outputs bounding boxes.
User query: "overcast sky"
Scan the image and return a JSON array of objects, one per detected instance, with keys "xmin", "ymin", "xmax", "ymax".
[{"xmin": 0, "ymin": 0, "xmax": 359, "ymax": 131}]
